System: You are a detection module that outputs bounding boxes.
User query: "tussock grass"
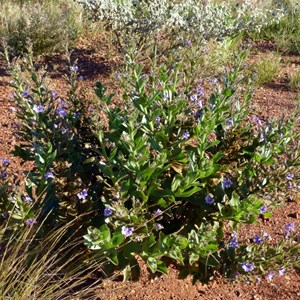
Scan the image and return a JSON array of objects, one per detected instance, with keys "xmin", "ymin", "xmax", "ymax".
[
  {"xmin": 0, "ymin": 215, "xmax": 105, "ymax": 300},
  {"xmin": 252, "ymin": 52, "xmax": 281, "ymax": 86}
]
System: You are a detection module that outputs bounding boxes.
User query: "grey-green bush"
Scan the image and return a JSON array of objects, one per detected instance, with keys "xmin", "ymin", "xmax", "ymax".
[{"xmin": 0, "ymin": 0, "xmax": 83, "ymax": 56}]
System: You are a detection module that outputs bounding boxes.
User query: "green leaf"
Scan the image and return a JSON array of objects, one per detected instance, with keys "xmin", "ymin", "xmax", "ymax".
[
  {"xmin": 147, "ymin": 257, "xmax": 158, "ymax": 273},
  {"xmin": 229, "ymin": 192, "xmax": 240, "ymax": 208},
  {"xmin": 175, "ymin": 186, "xmax": 201, "ymax": 198},
  {"xmin": 171, "ymin": 174, "xmax": 182, "ymax": 192}
]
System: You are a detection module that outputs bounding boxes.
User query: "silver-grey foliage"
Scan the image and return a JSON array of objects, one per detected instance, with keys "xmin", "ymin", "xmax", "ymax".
[{"xmin": 76, "ymin": 0, "xmax": 285, "ymax": 42}]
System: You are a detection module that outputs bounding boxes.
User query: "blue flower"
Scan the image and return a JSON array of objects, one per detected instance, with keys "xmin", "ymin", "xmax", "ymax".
[
  {"xmin": 196, "ymin": 86, "xmax": 204, "ymax": 97},
  {"xmin": 226, "ymin": 119, "xmax": 234, "ymax": 126},
  {"xmin": 50, "ymin": 91, "xmax": 59, "ymax": 98},
  {"xmin": 44, "ymin": 172, "xmax": 55, "ymax": 179},
  {"xmin": 25, "ymin": 218, "xmax": 36, "ymax": 226},
  {"xmin": 22, "ymin": 90, "xmax": 31, "ymax": 98},
  {"xmin": 154, "ymin": 209, "xmax": 163, "ymax": 217},
  {"xmin": 259, "ymin": 205, "xmax": 267, "ymax": 214},
  {"xmin": 154, "ymin": 223, "xmax": 164, "ymax": 230},
  {"xmin": 155, "ymin": 116, "xmax": 161, "ymax": 124},
  {"xmin": 242, "ymin": 262, "xmax": 254, "ymax": 272},
  {"xmin": 0, "ymin": 171, "xmax": 7, "ymax": 179},
  {"xmin": 104, "ymin": 207, "xmax": 112, "ymax": 217},
  {"xmin": 2, "ymin": 212, "xmax": 8, "ymax": 219},
  {"xmin": 211, "ymin": 78, "xmax": 218, "ymax": 85},
  {"xmin": 284, "ymin": 222, "xmax": 295, "ymax": 236},
  {"xmin": 253, "ymin": 234, "xmax": 263, "ymax": 244},
  {"xmin": 286, "ymin": 173, "xmax": 294, "ymax": 181},
  {"xmin": 183, "ymin": 40, "xmax": 192, "ymax": 47},
  {"xmin": 22, "ymin": 196, "xmax": 33, "ymax": 203},
  {"xmin": 278, "ymin": 267, "xmax": 285, "ymax": 276},
  {"xmin": 77, "ymin": 189, "xmax": 88, "ymax": 200},
  {"xmin": 71, "ymin": 65, "xmax": 78, "ymax": 72},
  {"xmin": 196, "ymin": 109, "xmax": 203, "ymax": 121},
  {"xmin": 33, "ymin": 104, "xmax": 45, "ymax": 113},
  {"xmin": 205, "ymin": 194, "xmax": 214, "ymax": 204},
  {"xmin": 56, "ymin": 108, "xmax": 67, "ymax": 118},
  {"xmin": 181, "ymin": 130, "xmax": 190, "ymax": 140},
  {"xmin": 121, "ymin": 226, "xmax": 134, "ymax": 237},
  {"xmin": 190, "ymin": 94, "xmax": 198, "ymax": 102},
  {"xmin": 1, "ymin": 158, "xmax": 10, "ymax": 167},
  {"xmin": 266, "ymin": 272, "xmax": 274, "ymax": 282},
  {"xmin": 222, "ymin": 178, "xmax": 233, "ymax": 189},
  {"xmin": 229, "ymin": 237, "xmax": 239, "ymax": 248}
]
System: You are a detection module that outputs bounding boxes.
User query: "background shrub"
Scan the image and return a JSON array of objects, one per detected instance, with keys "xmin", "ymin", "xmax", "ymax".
[{"xmin": 0, "ymin": 0, "xmax": 83, "ymax": 56}]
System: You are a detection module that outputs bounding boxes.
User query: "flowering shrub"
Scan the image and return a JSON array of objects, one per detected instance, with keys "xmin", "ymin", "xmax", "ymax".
[
  {"xmin": 81, "ymin": 52, "xmax": 299, "ymax": 280},
  {"xmin": 2, "ymin": 48, "xmax": 299, "ymax": 281}
]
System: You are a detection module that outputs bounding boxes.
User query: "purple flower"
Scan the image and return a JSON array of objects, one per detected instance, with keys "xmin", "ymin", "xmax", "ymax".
[
  {"xmin": 61, "ymin": 127, "xmax": 69, "ymax": 134},
  {"xmin": 263, "ymin": 232, "xmax": 271, "ymax": 240},
  {"xmin": 229, "ymin": 237, "xmax": 239, "ymax": 248},
  {"xmin": 154, "ymin": 223, "xmax": 164, "ymax": 230},
  {"xmin": 2, "ymin": 212, "xmax": 8, "ymax": 219},
  {"xmin": 181, "ymin": 130, "xmax": 190, "ymax": 140},
  {"xmin": 121, "ymin": 226, "xmax": 134, "ymax": 237},
  {"xmin": 266, "ymin": 272, "xmax": 274, "ymax": 282},
  {"xmin": 22, "ymin": 90, "xmax": 31, "ymax": 98},
  {"xmin": 196, "ymin": 109, "xmax": 203, "ymax": 120},
  {"xmin": 115, "ymin": 73, "xmax": 121, "ymax": 79},
  {"xmin": 253, "ymin": 234, "xmax": 263, "ymax": 244},
  {"xmin": 44, "ymin": 172, "xmax": 55, "ymax": 179},
  {"xmin": 278, "ymin": 267, "xmax": 285, "ymax": 276},
  {"xmin": 196, "ymin": 86, "xmax": 204, "ymax": 97},
  {"xmin": 252, "ymin": 115, "xmax": 262, "ymax": 126},
  {"xmin": 50, "ymin": 91, "xmax": 59, "ymax": 98},
  {"xmin": 0, "ymin": 171, "xmax": 7, "ymax": 179},
  {"xmin": 222, "ymin": 178, "xmax": 233, "ymax": 189},
  {"xmin": 25, "ymin": 218, "xmax": 36, "ymax": 226},
  {"xmin": 155, "ymin": 116, "xmax": 161, "ymax": 124},
  {"xmin": 1, "ymin": 159, "xmax": 10, "ymax": 167},
  {"xmin": 22, "ymin": 196, "xmax": 33, "ymax": 203},
  {"xmin": 226, "ymin": 119, "xmax": 234, "ymax": 126},
  {"xmin": 190, "ymin": 94, "xmax": 198, "ymax": 102},
  {"xmin": 211, "ymin": 78, "xmax": 218, "ymax": 85},
  {"xmin": 33, "ymin": 104, "xmax": 45, "ymax": 113},
  {"xmin": 242, "ymin": 262, "xmax": 254, "ymax": 272},
  {"xmin": 183, "ymin": 40, "xmax": 192, "ymax": 47},
  {"xmin": 77, "ymin": 189, "xmax": 88, "ymax": 200},
  {"xmin": 58, "ymin": 99, "xmax": 67, "ymax": 109},
  {"xmin": 284, "ymin": 222, "xmax": 295, "ymax": 236},
  {"xmin": 71, "ymin": 65, "xmax": 78, "ymax": 72},
  {"xmin": 286, "ymin": 173, "xmax": 294, "ymax": 181},
  {"xmin": 205, "ymin": 194, "xmax": 214, "ymax": 204},
  {"xmin": 56, "ymin": 108, "xmax": 67, "ymax": 118},
  {"xmin": 197, "ymin": 100, "xmax": 203, "ymax": 108},
  {"xmin": 154, "ymin": 209, "xmax": 163, "ymax": 217},
  {"xmin": 74, "ymin": 112, "xmax": 81, "ymax": 119},
  {"xmin": 104, "ymin": 207, "xmax": 112, "ymax": 217},
  {"xmin": 259, "ymin": 205, "xmax": 267, "ymax": 214}
]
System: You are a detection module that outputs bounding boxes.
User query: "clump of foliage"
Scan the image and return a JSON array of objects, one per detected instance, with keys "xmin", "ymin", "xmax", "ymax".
[
  {"xmin": 77, "ymin": 0, "xmax": 284, "ymax": 55},
  {"xmin": 3, "ymin": 46, "xmax": 299, "ymax": 283},
  {"xmin": 252, "ymin": 52, "xmax": 281, "ymax": 86},
  {"xmin": 255, "ymin": 0, "xmax": 300, "ymax": 54},
  {"xmin": 0, "ymin": 0, "xmax": 83, "ymax": 56},
  {"xmin": 289, "ymin": 67, "xmax": 300, "ymax": 91}
]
